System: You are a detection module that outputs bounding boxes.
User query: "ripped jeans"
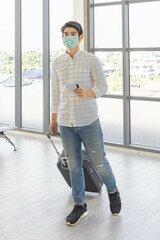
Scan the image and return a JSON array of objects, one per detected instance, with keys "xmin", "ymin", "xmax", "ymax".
[{"xmin": 59, "ymin": 119, "xmax": 117, "ymax": 205}]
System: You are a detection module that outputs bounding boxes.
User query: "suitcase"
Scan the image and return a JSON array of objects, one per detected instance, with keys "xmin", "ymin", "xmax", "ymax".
[{"xmin": 47, "ymin": 132, "xmax": 103, "ymax": 193}]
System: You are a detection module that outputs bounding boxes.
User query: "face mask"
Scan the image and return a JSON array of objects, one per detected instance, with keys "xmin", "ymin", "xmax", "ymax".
[{"xmin": 63, "ymin": 36, "xmax": 79, "ymax": 50}]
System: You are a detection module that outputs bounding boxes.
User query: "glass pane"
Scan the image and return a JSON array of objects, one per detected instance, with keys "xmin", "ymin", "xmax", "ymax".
[
  {"xmin": 95, "ymin": 52, "xmax": 123, "ymax": 95},
  {"xmin": 50, "ymin": 0, "xmax": 73, "ymax": 57},
  {"xmin": 97, "ymin": 98, "xmax": 123, "ymax": 143},
  {"xmin": 131, "ymin": 101, "xmax": 160, "ymax": 149},
  {"xmin": 130, "ymin": 2, "xmax": 160, "ymax": 48},
  {"xmin": 130, "ymin": 52, "xmax": 160, "ymax": 97},
  {"xmin": 0, "ymin": 0, "xmax": 15, "ymax": 125},
  {"xmin": 94, "ymin": 5, "xmax": 122, "ymax": 48},
  {"xmin": 22, "ymin": 0, "xmax": 43, "ymax": 130}
]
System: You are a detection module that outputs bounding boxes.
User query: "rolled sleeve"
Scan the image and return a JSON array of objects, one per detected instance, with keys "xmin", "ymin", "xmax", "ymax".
[
  {"xmin": 50, "ymin": 62, "xmax": 60, "ymax": 113},
  {"xmin": 91, "ymin": 57, "xmax": 108, "ymax": 98}
]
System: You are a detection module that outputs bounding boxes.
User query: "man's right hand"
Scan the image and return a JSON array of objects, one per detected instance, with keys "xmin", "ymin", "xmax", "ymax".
[{"xmin": 49, "ymin": 113, "xmax": 58, "ymax": 136}]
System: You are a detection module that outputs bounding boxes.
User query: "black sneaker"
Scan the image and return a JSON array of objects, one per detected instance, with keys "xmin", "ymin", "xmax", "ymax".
[
  {"xmin": 108, "ymin": 190, "xmax": 121, "ymax": 215},
  {"xmin": 66, "ymin": 203, "xmax": 88, "ymax": 226}
]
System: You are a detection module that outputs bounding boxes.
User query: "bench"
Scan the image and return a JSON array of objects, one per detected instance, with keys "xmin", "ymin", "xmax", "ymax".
[{"xmin": 0, "ymin": 125, "xmax": 17, "ymax": 151}]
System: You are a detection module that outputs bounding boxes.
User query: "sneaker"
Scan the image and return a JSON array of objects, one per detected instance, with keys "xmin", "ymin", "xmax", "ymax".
[
  {"xmin": 108, "ymin": 190, "xmax": 121, "ymax": 215},
  {"xmin": 66, "ymin": 202, "xmax": 88, "ymax": 226}
]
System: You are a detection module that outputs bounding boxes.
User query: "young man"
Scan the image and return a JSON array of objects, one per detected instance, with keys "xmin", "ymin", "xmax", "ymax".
[{"xmin": 49, "ymin": 21, "xmax": 121, "ymax": 226}]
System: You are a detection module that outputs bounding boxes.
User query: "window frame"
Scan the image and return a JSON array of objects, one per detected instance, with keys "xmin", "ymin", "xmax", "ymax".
[
  {"xmin": 88, "ymin": 0, "xmax": 160, "ymax": 153},
  {"xmin": 12, "ymin": 0, "xmax": 160, "ymax": 153},
  {"xmin": 15, "ymin": 0, "xmax": 50, "ymax": 134}
]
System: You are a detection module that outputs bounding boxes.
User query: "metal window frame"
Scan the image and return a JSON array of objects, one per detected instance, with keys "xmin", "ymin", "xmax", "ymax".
[
  {"xmin": 87, "ymin": 0, "xmax": 94, "ymax": 53},
  {"xmin": 88, "ymin": 0, "xmax": 160, "ymax": 153},
  {"xmin": 92, "ymin": 2, "xmax": 122, "ymax": 7},
  {"xmin": 15, "ymin": 0, "xmax": 22, "ymax": 128},
  {"xmin": 92, "ymin": 0, "xmax": 160, "ymax": 5},
  {"xmin": 15, "ymin": 0, "xmax": 50, "ymax": 135},
  {"xmin": 14, "ymin": 0, "xmax": 160, "ymax": 153},
  {"xmin": 122, "ymin": 0, "xmax": 130, "ymax": 148},
  {"xmin": 43, "ymin": 0, "xmax": 50, "ymax": 134},
  {"xmin": 127, "ymin": 0, "xmax": 160, "ymax": 3}
]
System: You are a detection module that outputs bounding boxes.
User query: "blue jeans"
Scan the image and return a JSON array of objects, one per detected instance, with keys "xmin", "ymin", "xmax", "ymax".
[{"xmin": 59, "ymin": 119, "xmax": 117, "ymax": 205}]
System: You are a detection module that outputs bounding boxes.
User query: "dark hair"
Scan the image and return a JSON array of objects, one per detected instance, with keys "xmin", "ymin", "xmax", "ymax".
[{"xmin": 61, "ymin": 21, "xmax": 83, "ymax": 36}]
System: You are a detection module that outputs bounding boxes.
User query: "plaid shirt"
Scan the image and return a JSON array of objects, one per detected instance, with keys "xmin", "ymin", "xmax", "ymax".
[{"xmin": 51, "ymin": 50, "xmax": 107, "ymax": 127}]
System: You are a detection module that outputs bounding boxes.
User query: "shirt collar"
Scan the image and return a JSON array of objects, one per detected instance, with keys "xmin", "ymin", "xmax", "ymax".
[{"xmin": 64, "ymin": 49, "xmax": 82, "ymax": 60}]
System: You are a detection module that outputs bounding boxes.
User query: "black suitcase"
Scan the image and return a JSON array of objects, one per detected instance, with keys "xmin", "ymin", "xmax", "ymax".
[
  {"xmin": 47, "ymin": 132, "xmax": 103, "ymax": 193},
  {"xmin": 57, "ymin": 150, "xmax": 103, "ymax": 193}
]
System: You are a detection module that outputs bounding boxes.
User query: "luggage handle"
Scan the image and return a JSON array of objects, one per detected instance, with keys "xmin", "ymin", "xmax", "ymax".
[{"xmin": 46, "ymin": 132, "xmax": 68, "ymax": 168}]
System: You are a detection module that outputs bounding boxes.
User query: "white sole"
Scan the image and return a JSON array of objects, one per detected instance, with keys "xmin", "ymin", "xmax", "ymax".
[
  {"xmin": 112, "ymin": 213, "xmax": 119, "ymax": 216},
  {"xmin": 112, "ymin": 207, "xmax": 121, "ymax": 216},
  {"xmin": 66, "ymin": 211, "xmax": 88, "ymax": 226}
]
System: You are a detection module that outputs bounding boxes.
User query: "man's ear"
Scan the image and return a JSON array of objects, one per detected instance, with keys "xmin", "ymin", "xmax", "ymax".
[{"xmin": 79, "ymin": 34, "xmax": 84, "ymax": 42}]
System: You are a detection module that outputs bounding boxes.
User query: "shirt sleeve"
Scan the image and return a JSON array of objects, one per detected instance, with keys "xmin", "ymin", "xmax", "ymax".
[
  {"xmin": 90, "ymin": 56, "xmax": 108, "ymax": 98},
  {"xmin": 50, "ymin": 62, "xmax": 60, "ymax": 113}
]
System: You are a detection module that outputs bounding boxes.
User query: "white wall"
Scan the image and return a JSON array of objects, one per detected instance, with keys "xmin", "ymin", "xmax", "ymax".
[{"xmin": 73, "ymin": 0, "xmax": 88, "ymax": 51}]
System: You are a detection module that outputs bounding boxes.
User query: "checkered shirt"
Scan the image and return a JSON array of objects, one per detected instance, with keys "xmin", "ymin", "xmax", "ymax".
[{"xmin": 51, "ymin": 50, "xmax": 108, "ymax": 127}]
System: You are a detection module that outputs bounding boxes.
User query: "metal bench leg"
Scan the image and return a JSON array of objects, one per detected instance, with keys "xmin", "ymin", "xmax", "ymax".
[{"xmin": 0, "ymin": 132, "xmax": 17, "ymax": 151}]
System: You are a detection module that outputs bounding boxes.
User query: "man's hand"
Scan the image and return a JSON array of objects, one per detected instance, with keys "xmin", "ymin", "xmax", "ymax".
[
  {"xmin": 49, "ymin": 113, "xmax": 58, "ymax": 136},
  {"xmin": 74, "ymin": 88, "xmax": 95, "ymax": 98}
]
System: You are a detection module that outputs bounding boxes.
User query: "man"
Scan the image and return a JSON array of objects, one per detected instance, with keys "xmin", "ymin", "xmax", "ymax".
[{"xmin": 49, "ymin": 21, "xmax": 121, "ymax": 226}]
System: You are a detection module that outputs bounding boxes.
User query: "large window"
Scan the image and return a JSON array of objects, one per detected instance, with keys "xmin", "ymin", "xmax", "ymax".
[
  {"xmin": 1, "ymin": 0, "xmax": 160, "ymax": 153},
  {"xmin": 0, "ymin": 0, "xmax": 73, "ymax": 132},
  {"xmin": 22, "ymin": 0, "xmax": 43, "ymax": 130},
  {"xmin": 0, "ymin": 0, "xmax": 15, "ymax": 125},
  {"xmin": 91, "ymin": 0, "xmax": 123, "ymax": 145},
  {"xmin": 89, "ymin": 0, "xmax": 160, "ymax": 153}
]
